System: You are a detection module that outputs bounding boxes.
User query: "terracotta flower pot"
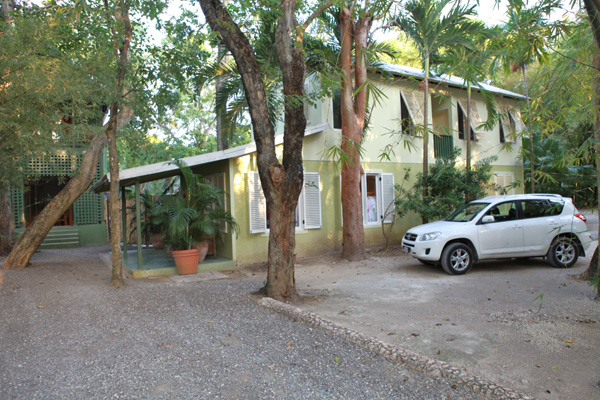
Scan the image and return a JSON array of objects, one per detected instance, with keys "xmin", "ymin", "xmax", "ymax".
[
  {"xmin": 150, "ymin": 233, "xmax": 166, "ymax": 250},
  {"xmin": 192, "ymin": 240, "xmax": 210, "ymax": 263},
  {"xmin": 171, "ymin": 249, "xmax": 200, "ymax": 275}
]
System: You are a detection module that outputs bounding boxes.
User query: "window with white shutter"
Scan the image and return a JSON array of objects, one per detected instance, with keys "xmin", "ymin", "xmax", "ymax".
[
  {"xmin": 495, "ymin": 173, "xmax": 515, "ymax": 195},
  {"xmin": 248, "ymin": 171, "xmax": 267, "ymax": 233},
  {"xmin": 341, "ymin": 171, "xmax": 396, "ymax": 226},
  {"xmin": 248, "ymin": 171, "xmax": 321, "ymax": 233},
  {"xmin": 380, "ymin": 173, "xmax": 395, "ymax": 223},
  {"xmin": 303, "ymin": 172, "xmax": 321, "ymax": 229}
]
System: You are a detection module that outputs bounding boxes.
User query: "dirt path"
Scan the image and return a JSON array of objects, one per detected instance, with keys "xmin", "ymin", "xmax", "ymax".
[{"xmin": 279, "ymin": 245, "xmax": 600, "ymax": 400}]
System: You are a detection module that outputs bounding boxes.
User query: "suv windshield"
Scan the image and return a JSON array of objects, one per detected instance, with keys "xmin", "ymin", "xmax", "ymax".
[{"xmin": 445, "ymin": 202, "xmax": 489, "ymax": 222}]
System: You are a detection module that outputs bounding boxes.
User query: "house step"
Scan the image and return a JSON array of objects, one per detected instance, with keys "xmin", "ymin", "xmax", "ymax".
[{"xmin": 40, "ymin": 226, "xmax": 80, "ymax": 249}]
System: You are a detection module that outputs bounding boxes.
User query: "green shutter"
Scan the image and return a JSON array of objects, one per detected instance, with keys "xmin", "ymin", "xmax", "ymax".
[{"xmin": 434, "ymin": 135, "xmax": 453, "ymax": 159}]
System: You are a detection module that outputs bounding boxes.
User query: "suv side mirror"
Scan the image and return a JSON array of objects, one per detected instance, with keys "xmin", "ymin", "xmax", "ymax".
[{"xmin": 481, "ymin": 215, "xmax": 495, "ymax": 223}]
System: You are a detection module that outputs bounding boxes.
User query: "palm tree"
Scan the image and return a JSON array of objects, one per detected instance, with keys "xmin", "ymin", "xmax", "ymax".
[
  {"xmin": 393, "ymin": 0, "xmax": 481, "ymax": 186},
  {"xmin": 490, "ymin": 0, "xmax": 560, "ymax": 193},
  {"xmin": 440, "ymin": 23, "xmax": 498, "ymax": 173}
]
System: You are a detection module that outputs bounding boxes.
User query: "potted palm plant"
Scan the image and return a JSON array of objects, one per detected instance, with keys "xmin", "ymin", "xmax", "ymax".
[{"xmin": 156, "ymin": 160, "xmax": 238, "ymax": 274}]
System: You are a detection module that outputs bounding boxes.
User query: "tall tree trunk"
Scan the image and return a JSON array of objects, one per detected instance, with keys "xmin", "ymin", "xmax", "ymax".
[
  {"xmin": 1, "ymin": 0, "xmax": 13, "ymax": 24},
  {"xmin": 106, "ymin": 111, "xmax": 124, "ymax": 286},
  {"xmin": 584, "ymin": 0, "xmax": 600, "ymax": 297},
  {"xmin": 466, "ymin": 83, "xmax": 472, "ymax": 172},
  {"xmin": 2, "ymin": 134, "xmax": 108, "ymax": 270},
  {"xmin": 0, "ymin": 182, "xmax": 13, "ymax": 256},
  {"xmin": 105, "ymin": 0, "xmax": 133, "ymax": 287},
  {"xmin": 339, "ymin": 7, "xmax": 372, "ymax": 261},
  {"xmin": 198, "ymin": 0, "xmax": 318, "ymax": 302},
  {"xmin": 215, "ymin": 0, "xmax": 229, "ymax": 151},
  {"xmin": 339, "ymin": 8, "xmax": 366, "ymax": 261},
  {"xmin": 421, "ymin": 54, "xmax": 430, "ymax": 223},
  {"xmin": 522, "ymin": 65, "xmax": 535, "ymax": 194},
  {"xmin": 1, "ymin": 0, "xmax": 15, "ymax": 262}
]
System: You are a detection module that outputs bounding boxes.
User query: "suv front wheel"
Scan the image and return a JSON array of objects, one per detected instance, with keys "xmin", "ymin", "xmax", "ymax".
[
  {"xmin": 441, "ymin": 243, "xmax": 474, "ymax": 275},
  {"xmin": 547, "ymin": 236, "xmax": 579, "ymax": 268}
]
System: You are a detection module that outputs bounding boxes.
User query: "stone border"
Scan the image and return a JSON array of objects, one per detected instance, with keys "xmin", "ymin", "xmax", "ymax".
[{"xmin": 258, "ymin": 297, "xmax": 534, "ymax": 400}]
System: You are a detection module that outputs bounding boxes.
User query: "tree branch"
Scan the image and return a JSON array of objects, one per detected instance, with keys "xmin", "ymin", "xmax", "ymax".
[{"xmin": 301, "ymin": 1, "xmax": 333, "ymax": 34}]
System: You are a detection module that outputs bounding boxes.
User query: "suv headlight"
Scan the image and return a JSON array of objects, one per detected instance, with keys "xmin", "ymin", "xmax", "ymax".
[{"xmin": 420, "ymin": 232, "xmax": 441, "ymax": 241}]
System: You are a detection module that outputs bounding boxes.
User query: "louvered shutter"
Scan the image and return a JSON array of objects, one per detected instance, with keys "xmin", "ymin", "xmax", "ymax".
[
  {"xmin": 248, "ymin": 171, "xmax": 266, "ymax": 233},
  {"xmin": 495, "ymin": 174, "xmax": 515, "ymax": 195},
  {"xmin": 380, "ymin": 173, "xmax": 395, "ymax": 223},
  {"xmin": 458, "ymin": 100, "xmax": 483, "ymax": 133},
  {"xmin": 510, "ymin": 109, "xmax": 525, "ymax": 131},
  {"xmin": 400, "ymin": 89, "xmax": 425, "ymax": 125},
  {"xmin": 499, "ymin": 109, "xmax": 516, "ymax": 143},
  {"xmin": 303, "ymin": 172, "xmax": 321, "ymax": 229}
]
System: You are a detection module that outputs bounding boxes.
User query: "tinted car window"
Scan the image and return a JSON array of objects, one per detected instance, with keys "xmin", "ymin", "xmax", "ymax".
[
  {"xmin": 482, "ymin": 201, "xmax": 518, "ymax": 222},
  {"xmin": 522, "ymin": 199, "xmax": 564, "ymax": 219},
  {"xmin": 446, "ymin": 202, "xmax": 489, "ymax": 222}
]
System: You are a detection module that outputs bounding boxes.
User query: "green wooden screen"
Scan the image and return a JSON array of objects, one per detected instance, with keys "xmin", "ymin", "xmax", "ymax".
[
  {"xmin": 12, "ymin": 149, "xmax": 105, "ymax": 227},
  {"xmin": 434, "ymin": 135, "xmax": 454, "ymax": 159}
]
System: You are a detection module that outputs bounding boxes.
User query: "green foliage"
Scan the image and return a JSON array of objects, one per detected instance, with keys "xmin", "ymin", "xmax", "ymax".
[
  {"xmin": 0, "ymin": 2, "xmax": 114, "ymax": 187},
  {"xmin": 393, "ymin": 0, "xmax": 481, "ymax": 68},
  {"xmin": 523, "ymin": 133, "xmax": 597, "ymax": 207},
  {"xmin": 153, "ymin": 160, "xmax": 238, "ymax": 250},
  {"xmin": 493, "ymin": 14, "xmax": 597, "ymax": 204},
  {"xmin": 395, "ymin": 149, "xmax": 500, "ymax": 222}
]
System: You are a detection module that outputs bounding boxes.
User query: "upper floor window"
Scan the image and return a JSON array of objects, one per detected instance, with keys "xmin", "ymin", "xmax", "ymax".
[
  {"xmin": 400, "ymin": 89, "xmax": 424, "ymax": 136},
  {"xmin": 499, "ymin": 110, "xmax": 517, "ymax": 144},
  {"xmin": 332, "ymin": 89, "xmax": 342, "ymax": 130},
  {"xmin": 457, "ymin": 100, "xmax": 481, "ymax": 141}
]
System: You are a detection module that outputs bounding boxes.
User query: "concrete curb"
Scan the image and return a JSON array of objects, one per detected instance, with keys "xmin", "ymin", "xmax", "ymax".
[{"xmin": 258, "ymin": 297, "xmax": 534, "ymax": 400}]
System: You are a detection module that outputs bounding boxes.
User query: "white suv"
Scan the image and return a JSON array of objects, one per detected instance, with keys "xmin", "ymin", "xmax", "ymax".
[{"xmin": 401, "ymin": 194, "xmax": 593, "ymax": 275}]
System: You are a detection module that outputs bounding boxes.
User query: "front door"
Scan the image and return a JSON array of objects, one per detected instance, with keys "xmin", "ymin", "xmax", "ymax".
[{"xmin": 477, "ymin": 201, "xmax": 523, "ymax": 258}]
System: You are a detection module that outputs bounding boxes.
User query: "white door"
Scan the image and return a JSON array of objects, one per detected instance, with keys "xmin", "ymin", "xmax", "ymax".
[
  {"xmin": 477, "ymin": 201, "xmax": 524, "ymax": 258},
  {"xmin": 520, "ymin": 199, "xmax": 564, "ymax": 255}
]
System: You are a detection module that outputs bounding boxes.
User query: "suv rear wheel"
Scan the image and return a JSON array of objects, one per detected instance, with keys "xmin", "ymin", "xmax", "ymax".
[
  {"xmin": 548, "ymin": 236, "xmax": 579, "ymax": 268},
  {"xmin": 441, "ymin": 243, "xmax": 474, "ymax": 275}
]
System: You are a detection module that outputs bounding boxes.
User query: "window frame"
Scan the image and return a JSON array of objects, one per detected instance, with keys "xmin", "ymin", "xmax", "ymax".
[
  {"xmin": 340, "ymin": 171, "xmax": 395, "ymax": 227},
  {"xmin": 248, "ymin": 171, "xmax": 321, "ymax": 234},
  {"xmin": 457, "ymin": 101, "xmax": 476, "ymax": 141}
]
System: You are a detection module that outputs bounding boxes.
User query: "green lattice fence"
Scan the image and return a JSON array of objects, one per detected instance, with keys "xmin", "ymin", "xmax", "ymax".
[
  {"xmin": 11, "ymin": 187, "xmax": 25, "ymax": 229},
  {"xmin": 27, "ymin": 151, "xmax": 82, "ymax": 178},
  {"xmin": 12, "ymin": 149, "xmax": 105, "ymax": 227}
]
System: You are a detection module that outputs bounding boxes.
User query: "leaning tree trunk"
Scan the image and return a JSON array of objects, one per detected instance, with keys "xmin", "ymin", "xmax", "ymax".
[
  {"xmin": 2, "ymin": 134, "xmax": 108, "ymax": 269},
  {"xmin": 199, "ymin": 0, "xmax": 310, "ymax": 302}
]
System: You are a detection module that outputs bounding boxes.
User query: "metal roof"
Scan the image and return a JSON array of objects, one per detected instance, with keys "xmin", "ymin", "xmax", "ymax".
[
  {"xmin": 91, "ymin": 122, "xmax": 329, "ymax": 193},
  {"xmin": 378, "ymin": 62, "xmax": 527, "ymax": 100}
]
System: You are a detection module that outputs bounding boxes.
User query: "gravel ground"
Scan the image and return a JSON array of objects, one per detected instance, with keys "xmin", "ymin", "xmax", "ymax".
[{"xmin": 0, "ymin": 245, "xmax": 486, "ymax": 400}]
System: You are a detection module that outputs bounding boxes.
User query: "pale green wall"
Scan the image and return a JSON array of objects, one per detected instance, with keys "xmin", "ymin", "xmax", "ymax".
[
  {"xmin": 231, "ymin": 153, "xmax": 424, "ymax": 266},
  {"xmin": 226, "ymin": 71, "xmax": 526, "ymax": 265},
  {"xmin": 307, "ymin": 72, "xmax": 525, "ymax": 170}
]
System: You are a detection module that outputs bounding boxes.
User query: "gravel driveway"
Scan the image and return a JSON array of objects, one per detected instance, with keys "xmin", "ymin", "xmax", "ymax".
[{"xmin": 0, "ymin": 245, "xmax": 485, "ymax": 400}]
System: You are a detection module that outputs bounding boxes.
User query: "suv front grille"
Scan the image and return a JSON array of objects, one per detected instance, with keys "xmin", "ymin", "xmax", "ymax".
[{"xmin": 404, "ymin": 233, "xmax": 418, "ymax": 242}]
